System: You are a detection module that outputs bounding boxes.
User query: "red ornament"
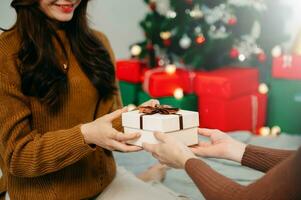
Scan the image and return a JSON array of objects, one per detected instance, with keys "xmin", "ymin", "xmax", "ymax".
[
  {"xmin": 163, "ymin": 39, "xmax": 172, "ymax": 47},
  {"xmin": 229, "ymin": 48, "xmax": 239, "ymax": 58},
  {"xmin": 149, "ymin": 2, "xmax": 156, "ymax": 11},
  {"xmin": 196, "ymin": 35, "xmax": 205, "ymax": 44},
  {"xmin": 146, "ymin": 42, "xmax": 154, "ymax": 50},
  {"xmin": 257, "ymin": 52, "xmax": 267, "ymax": 63},
  {"xmin": 228, "ymin": 17, "xmax": 237, "ymax": 25},
  {"xmin": 185, "ymin": 0, "xmax": 193, "ymax": 5}
]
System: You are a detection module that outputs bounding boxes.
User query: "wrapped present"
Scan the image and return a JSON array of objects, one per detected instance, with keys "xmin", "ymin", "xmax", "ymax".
[
  {"xmin": 272, "ymin": 55, "xmax": 301, "ymax": 80},
  {"xmin": 198, "ymin": 92, "xmax": 267, "ymax": 133},
  {"xmin": 119, "ymin": 81, "xmax": 141, "ymax": 106},
  {"xmin": 142, "ymin": 67, "xmax": 195, "ymax": 98},
  {"xmin": 194, "ymin": 67, "xmax": 259, "ymax": 99},
  {"xmin": 138, "ymin": 91, "xmax": 198, "ymax": 111},
  {"xmin": 116, "ymin": 59, "xmax": 148, "ymax": 83},
  {"xmin": 122, "ymin": 105, "xmax": 199, "ymax": 146},
  {"xmin": 268, "ymin": 79, "xmax": 301, "ymax": 134}
]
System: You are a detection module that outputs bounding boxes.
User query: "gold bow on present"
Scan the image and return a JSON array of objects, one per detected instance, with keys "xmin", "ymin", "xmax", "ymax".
[
  {"xmin": 138, "ymin": 104, "xmax": 179, "ymax": 115},
  {"xmin": 138, "ymin": 105, "xmax": 183, "ymax": 130}
]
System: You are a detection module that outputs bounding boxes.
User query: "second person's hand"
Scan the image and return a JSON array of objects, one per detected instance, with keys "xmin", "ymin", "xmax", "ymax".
[
  {"xmin": 143, "ymin": 132, "xmax": 197, "ymax": 169},
  {"xmin": 190, "ymin": 128, "xmax": 246, "ymax": 163}
]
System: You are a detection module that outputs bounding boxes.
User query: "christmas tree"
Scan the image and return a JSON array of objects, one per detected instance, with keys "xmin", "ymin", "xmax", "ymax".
[{"xmin": 130, "ymin": 0, "xmax": 289, "ymax": 70}]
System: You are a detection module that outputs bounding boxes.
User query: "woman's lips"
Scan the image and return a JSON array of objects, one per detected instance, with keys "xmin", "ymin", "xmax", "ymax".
[{"xmin": 54, "ymin": 4, "xmax": 75, "ymax": 13}]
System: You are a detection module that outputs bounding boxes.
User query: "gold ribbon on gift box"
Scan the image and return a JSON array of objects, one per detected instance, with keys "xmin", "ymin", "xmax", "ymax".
[{"xmin": 138, "ymin": 105, "xmax": 184, "ymax": 130}]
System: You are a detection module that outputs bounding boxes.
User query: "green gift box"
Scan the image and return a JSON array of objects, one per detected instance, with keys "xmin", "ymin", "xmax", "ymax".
[
  {"xmin": 119, "ymin": 81, "xmax": 141, "ymax": 106},
  {"xmin": 138, "ymin": 91, "xmax": 198, "ymax": 111},
  {"xmin": 268, "ymin": 79, "xmax": 301, "ymax": 134}
]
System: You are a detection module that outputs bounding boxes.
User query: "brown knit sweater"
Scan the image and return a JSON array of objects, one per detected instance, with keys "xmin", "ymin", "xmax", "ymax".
[
  {"xmin": 185, "ymin": 145, "xmax": 301, "ymax": 200},
  {"xmin": 0, "ymin": 28, "xmax": 122, "ymax": 199}
]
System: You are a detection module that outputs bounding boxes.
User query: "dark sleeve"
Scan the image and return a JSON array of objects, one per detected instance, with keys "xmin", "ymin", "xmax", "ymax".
[
  {"xmin": 241, "ymin": 145, "xmax": 296, "ymax": 172},
  {"xmin": 184, "ymin": 148, "xmax": 301, "ymax": 200}
]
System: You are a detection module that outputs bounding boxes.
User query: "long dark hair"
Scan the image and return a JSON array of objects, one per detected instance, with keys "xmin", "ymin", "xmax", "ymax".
[{"xmin": 7, "ymin": 0, "xmax": 116, "ymax": 110}]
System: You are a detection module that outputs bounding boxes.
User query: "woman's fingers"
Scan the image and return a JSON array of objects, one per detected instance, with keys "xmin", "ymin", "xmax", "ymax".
[
  {"xmin": 140, "ymin": 99, "xmax": 160, "ymax": 107},
  {"xmin": 112, "ymin": 131, "xmax": 140, "ymax": 141},
  {"xmin": 110, "ymin": 140, "xmax": 142, "ymax": 152},
  {"xmin": 153, "ymin": 132, "xmax": 168, "ymax": 143},
  {"xmin": 142, "ymin": 142, "xmax": 157, "ymax": 153},
  {"xmin": 103, "ymin": 107, "xmax": 128, "ymax": 122},
  {"xmin": 198, "ymin": 128, "xmax": 217, "ymax": 137}
]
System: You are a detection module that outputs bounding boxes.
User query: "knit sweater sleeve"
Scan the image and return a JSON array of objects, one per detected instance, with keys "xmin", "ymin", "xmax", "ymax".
[
  {"xmin": 241, "ymin": 145, "xmax": 295, "ymax": 173},
  {"xmin": 184, "ymin": 148, "xmax": 301, "ymax": 200},
  {"xmin": 0, "ymin": 56, "xmax": 95, "ymax": 178}
]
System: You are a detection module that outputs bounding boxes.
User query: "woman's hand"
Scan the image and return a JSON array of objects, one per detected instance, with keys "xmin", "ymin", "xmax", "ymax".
[
  {"xmin": 139, "ymin": 99, "xmax": 160, "ymax": 107},
  {"xmin": 190, "ymin": 128, "xmax": 246, "ymax": 163},
  {"xmin": 143, "ymin": 132, "xmax": 197, "ymax": 169},
  {"xmin": 81, "ymin": 107, "xmax": 142, "ymax": 152}
]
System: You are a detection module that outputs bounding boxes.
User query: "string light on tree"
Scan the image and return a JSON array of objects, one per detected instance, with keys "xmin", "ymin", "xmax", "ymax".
[
  {"xmin": 179, "ymin": 34, "xmax": 192, "ymax": 49},
  {"xmin": 165, "ymin": 64, "xmax": 177, "ymax": 75},
  {"xmin": 173, "ymin": 88, "xmax": 184, "ymax": 100},
  {"xmin": 190, "ymin": 5, "xmax": 204, "ymax": 19},
  {"xmin": 160, "ymin": 31, "xmax": 172, "ymax": 40},
  {"xmin": 238, "ymin": 54, "xmax": 246, "ymax": 62},
  {"xmin": 271, "ymin": 45, "xmax": 282, "ymax": 57},
  {"xmin": 130, "ymin": 45, "xmax": 142, "ymax": 56},
  {"xmin": 166, "ymin": 10, "xmax": 177, "ymax": 19},
  {"xmin": 258, "ymin": 83, "xmax": 269, "ymax": 94}
]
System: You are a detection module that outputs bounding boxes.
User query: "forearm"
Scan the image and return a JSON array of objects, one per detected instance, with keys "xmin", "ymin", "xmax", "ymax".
[
  {"xmin": 241, "ymin": 145, "xmax": 296, "ymax": 172},
  {"xmin": 5, "ymin": 125, "xmax": 94, "ymax": 177},
  {"xmin": 185, "ymin": 149, "xmax": 301, "ymax": 200}
]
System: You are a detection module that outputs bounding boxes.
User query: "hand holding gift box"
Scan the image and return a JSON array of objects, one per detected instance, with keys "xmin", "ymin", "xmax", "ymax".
[{"xmin": 122, "ymin": 105, "xmax": 199, "ymax": 147}]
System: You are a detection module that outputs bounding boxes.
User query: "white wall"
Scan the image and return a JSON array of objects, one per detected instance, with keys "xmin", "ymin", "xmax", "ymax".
[
  {"xmin": 88, "ymin": 0, "xmax": 147, "ymax": 59},
  {"xmin": 0, "ymin": 0, "xmax": 147, "ymax": 59}
]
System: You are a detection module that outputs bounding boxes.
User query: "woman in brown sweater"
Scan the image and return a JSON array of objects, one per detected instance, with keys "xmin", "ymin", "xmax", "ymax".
[
  {"xmin": 0, "ymin": 0, "xmax": 176, "ymax": 199},
  {"xmin": 143, "ymin": 128, "xmax": 301, "ymax": 200}
]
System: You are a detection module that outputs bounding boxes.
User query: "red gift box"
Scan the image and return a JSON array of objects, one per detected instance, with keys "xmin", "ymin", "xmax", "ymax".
[
  {"xmin": 142, "ymin": 67, "xmax": 195, "ymax": 98},
  {"xmin": 116, "ymin": 59, "xmax": 148, "ymax": 83},
  {"xmin": 272, "ymin": 55, "xmax": 301, "ymax": 80},
  {"xmin": 194, "ymin": 67, "xmax": 259, "ymax": 99},
  {"xmin": 198, "ymin": 92, "xmax": 267, "ymax": 134}
]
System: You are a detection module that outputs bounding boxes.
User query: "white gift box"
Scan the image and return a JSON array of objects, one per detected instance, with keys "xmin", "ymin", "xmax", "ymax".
[{"xmin": 122, "ymin": 110, "xmax": 199, "ymax": 146}]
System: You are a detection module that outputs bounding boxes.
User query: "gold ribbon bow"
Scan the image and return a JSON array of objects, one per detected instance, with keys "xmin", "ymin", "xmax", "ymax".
[
  {"xmin": 138, "ymin": 105, "xmax": 179, "ymax": 115},
  {"xmin": 138, "ymin": 105, "xmax": 183, "ymax": 130}
]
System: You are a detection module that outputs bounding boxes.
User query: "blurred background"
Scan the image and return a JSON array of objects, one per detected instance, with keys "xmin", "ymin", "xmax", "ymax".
[
  {"xmin": 1, "ymin": 1, "xmax": 301, "ymax": 199},
  {"xmin": 1, "ymin": 0, "xmax": 301, "ymax": 135}
]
